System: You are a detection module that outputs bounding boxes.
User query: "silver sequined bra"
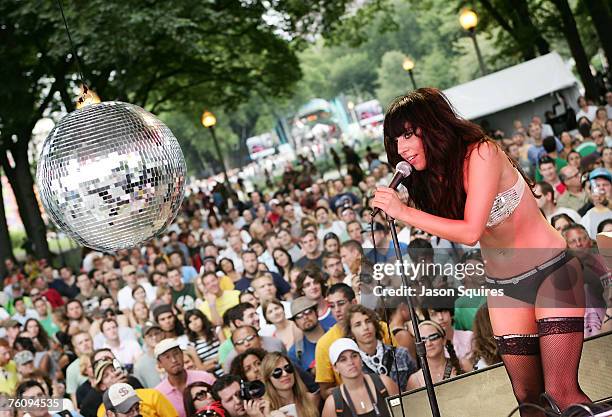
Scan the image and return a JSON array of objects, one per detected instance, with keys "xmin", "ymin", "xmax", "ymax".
[{"xmin": 486, "ymin": 171, "xmax": 526, "ymax": 228}]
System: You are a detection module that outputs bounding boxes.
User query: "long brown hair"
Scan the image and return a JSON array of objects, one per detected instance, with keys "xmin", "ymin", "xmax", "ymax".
[
  {"xmin": 384, "ymin": 88, "xmax": 493, "ymax": 219},
  {"xmin": 470, "ymin": 304, "xmax": 501, "ymax": 367},
  {"xmin": 261, "ymin": 352, "xmax": 319, "ymax": 417}
]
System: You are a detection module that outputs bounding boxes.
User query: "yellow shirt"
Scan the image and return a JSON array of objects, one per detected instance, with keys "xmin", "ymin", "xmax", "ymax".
[
  {"xmin": 219, "ymin": 275, "xmax": 235, "ymax": 291},
  {"xmin": 97, "ymin": 388, "xmax": 178, "ymax": 417},
  {"xmin": 199, "ymin": 290, "xmax": 240, "ymax": 323},
  {"xmin": 0, "ymin": 361, "xmax": 18, "ymax": 395},
  {"xmin": 315, "ymin": 321, "xmax": 396, "ymax": 385}
]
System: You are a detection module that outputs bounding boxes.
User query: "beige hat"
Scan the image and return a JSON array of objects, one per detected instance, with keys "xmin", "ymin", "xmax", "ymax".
[{"xmin": 154, "ymin": 338, "xmax": 180, "ymax": 359}]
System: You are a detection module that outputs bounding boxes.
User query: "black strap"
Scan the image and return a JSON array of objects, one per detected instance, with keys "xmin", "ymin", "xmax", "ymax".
[
  {"xmin": 332, "ymin": 387, "xmax": 345, "ymax": 417},
  {"xmin": 370, "ymin": 373, "xmax": 388, "ymax": 397},
  {"xmin": 342, "ymin": 376, "xmax": 382, "ymax": 417},
  {"xmin": 443, "ymin": 360, "xmax": 453, "ymax": 380},
  {"xmin": 295, "ymin": 335, "xmax": 304, "ymax": 362}
]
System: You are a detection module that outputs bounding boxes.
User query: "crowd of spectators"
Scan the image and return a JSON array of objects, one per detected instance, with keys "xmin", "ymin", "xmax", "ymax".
[{"xmin": 0, "ymin": 93, "xmax": 611, "ymax": 417}]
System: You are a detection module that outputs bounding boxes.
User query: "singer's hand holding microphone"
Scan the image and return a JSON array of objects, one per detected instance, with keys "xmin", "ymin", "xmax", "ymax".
[{"xmin": 370, "ymin": 161, "xmax": 413, "ymax": 219}]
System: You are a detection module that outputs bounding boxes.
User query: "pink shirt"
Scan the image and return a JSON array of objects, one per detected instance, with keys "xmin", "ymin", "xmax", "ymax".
[{"xmin": 155, "ymin": 370, "xmax": 216, "ymax": 417}]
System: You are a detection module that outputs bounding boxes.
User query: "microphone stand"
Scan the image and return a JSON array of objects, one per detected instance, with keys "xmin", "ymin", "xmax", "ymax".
[{"xmin": 387, "ymin": 216, "xmax": 441, "ymax": 417}]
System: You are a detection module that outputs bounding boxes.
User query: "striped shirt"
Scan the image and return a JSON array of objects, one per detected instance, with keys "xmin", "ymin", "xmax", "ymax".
[{"xmin": 191, "ymin": 337, "xmax": 223, "ymax": 376}]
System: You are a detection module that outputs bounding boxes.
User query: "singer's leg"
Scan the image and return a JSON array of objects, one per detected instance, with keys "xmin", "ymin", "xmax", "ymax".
[
  {"xmin": 489, "ymin": 304, "xmax": 545, "ymax": 417},
  {"xmin": 536, "ymin": 257, "xmax": 591, "ymax": 411}
]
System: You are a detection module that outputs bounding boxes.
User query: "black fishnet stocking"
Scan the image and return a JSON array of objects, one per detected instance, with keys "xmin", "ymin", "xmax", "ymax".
[
  {"xmin": 538, "ymin": 317, "xmax": 591, "ymax": 411},
  {"xmin": 495, "ymin": 335, "xmax": 546, "ymax": 417}
]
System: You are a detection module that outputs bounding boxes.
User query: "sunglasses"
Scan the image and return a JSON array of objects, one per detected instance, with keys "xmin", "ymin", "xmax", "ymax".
[
  {"xmin": 422, "ymin": 333, "xmax": 443, "ymax": 343},
  {"xmin": 294, "ymin": 307, "xmax": 315, "ymax": 320},
  {"xmin": 234, "ymin": 334, "xmax": 256, "ymax": 346},
  {"xmin": 271, "ymin": 364, "xmax": 294, "ymax": 379},
  {"xmin": 194, "ymin": 389, "xmax": 209, "ymax": 401}
]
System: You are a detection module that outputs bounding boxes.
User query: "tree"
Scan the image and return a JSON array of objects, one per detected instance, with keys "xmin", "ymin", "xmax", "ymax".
[
  {"xmin": 475, "ymin": 0, "xmax": 550, "ymax": 60},
  {"xmin": 2, "ymin": 0, "xmax": 346, "ymax": 257},
  {"xmin": 581, "ymin": 0, "xmax": 612, "ymax": 69},
  {"xmin": 549, "ymin": 0, "xmax": 600, "ymax": 100}
]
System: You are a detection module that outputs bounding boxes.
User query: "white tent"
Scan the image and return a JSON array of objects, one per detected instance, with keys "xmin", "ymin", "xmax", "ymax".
[{"xmin": 443, "ymin": 52, "xmax": 580, "ymax": 132}]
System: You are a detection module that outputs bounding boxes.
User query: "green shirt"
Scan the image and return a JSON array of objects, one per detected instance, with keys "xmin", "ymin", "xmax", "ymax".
[
  {"xmin": 535, "ymin": 157, "xmax": 567, "ymax": 182},
  {"xmin": 454, "ymin": 295, "xmax": 486, "ymax": 331},
  {"xmin": 218, "ymin": 339, "xmax": 234, "ymax": 365}
]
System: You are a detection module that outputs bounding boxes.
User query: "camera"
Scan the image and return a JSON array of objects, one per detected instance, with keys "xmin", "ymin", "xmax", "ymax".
[{"xmin": 239, "ymin": 380, "xmax": 265, "ymax": 400}]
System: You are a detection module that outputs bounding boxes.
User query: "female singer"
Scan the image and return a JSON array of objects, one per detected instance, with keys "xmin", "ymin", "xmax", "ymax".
[{"xmin": 371, "ymin": 88, "xmax": 590, "ymax": 416}]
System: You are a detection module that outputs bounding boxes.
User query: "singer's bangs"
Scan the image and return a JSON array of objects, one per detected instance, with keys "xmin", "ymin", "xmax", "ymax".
[{"xmin": 383, "ymin": 96, "xmax": 417, "ymax": 142}]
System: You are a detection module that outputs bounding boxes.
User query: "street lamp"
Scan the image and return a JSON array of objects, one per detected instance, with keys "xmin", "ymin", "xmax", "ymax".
[
  {"xmin": 460, "ymin": 9, "xmax": 487, "ymax": 76},
  {"xmin": 201, "ymin": 110, "xmax": 229, "ymax": 187},
  {"xmin": 402, "ymin": 57, "xmax": 417, "ymax": 90}
]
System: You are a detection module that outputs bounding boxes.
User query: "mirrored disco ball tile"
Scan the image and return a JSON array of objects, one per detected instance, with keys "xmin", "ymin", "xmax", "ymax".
[{"xmin": 36, "ymin": 102, "xmax": 186, "ymax": 252}]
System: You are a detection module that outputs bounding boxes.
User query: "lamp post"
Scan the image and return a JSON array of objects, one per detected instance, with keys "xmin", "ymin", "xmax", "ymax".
[
  {"xmin": 201, "ymin": 110, "xmax": 229, "ymax": 187},
  {"xmin": 460, "ymin": 9, "xmax": 487, "ymax": 76},
  {"xmin": 402, "ymin": 57, "xmax": 417, "ymax": 90}
]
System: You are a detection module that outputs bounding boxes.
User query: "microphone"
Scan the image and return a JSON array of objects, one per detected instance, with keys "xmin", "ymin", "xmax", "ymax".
[{"xmin": 371, "ymin": 161, "xmax": 413, "ymax": 218}]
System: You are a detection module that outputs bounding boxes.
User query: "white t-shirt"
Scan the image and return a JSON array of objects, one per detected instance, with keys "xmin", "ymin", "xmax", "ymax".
[
  {"xmin": 117, "ymin": 282, "xmax": 156, "ymax": 310},
  {"xmin": 576, "ymin": 106, "xmax": 598, "ymax": 122},
  {"xmin": 581, "ymin": 207, "xmax": 612, "ymax": 239},
  {"xmin": 257, "ymin": 301, "xmax": 292, "ymax": 337},
  {"xmin": 103, "ymin": 339, "xmax": 143, "ymax": 366}
]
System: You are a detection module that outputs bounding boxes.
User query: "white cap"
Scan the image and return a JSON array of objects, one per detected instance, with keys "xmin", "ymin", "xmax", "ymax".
[
  {"xmin": 154, "ymin": 338, "xmax": 180, "ymax": 359},
  {"xmin": 329, "ymin": 338, "xmax": 360, "ymax": 365},
  {"xmin": 102, "ymin": 383, "xmax": 140, "ymax": 413}
]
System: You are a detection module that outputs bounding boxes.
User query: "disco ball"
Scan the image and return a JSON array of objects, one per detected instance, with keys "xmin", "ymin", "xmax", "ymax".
[{"xmin": 36, "ymin": 101, "xmax": 186, "ymax": 252}]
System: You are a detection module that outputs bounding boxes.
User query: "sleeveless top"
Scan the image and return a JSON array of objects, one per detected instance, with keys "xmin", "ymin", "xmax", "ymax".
[
  {"xmin": 486, "ymin": 168, "xmax": 526, "ymax": 228},
  {"xmin": 332, "ymin": 374, "xmax": 391, "ymax": 417}
]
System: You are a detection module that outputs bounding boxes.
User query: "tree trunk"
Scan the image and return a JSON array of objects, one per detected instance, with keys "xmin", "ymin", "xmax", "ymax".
[
  {"xmin": 0, "ymin": 143, "xmax": 50, "ymax": 260},
  {"xmin": 0, "ymin": 171, "xmax": 14, "ymax": 274},
  {"xmin": 583, "ymin": 0, "xmax": 612, "ymax": 69},
  {"xmin": 478, "ymin": 0, "xmax": 536, "ymax": 60},
  {"xmin": 511, "ymin": 0, "xmax": 551, "ymax": 56},
  {"xmin": 551, "ymin": 0, "xmax": 600, "ymax": 101}
]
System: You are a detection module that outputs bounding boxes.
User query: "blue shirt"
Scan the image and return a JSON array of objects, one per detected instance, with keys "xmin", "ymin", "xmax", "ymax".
[
  {"xmin": 319, "ymin": 310, "xmax": 336, "ymax": 331},
  {"xmin": 235, "ymin": 271, "xmax": 291, "ymax": 296},
  {"xmin": 181, "ymin": 265, "xmax": 198, "ymax": 284},
  {"xmin": 527, "ymin": 137, "xmax": 563, "ymax": 166},
  {"xmin": 288, "ymin": 336, "xmax": 317, "ymax": 371},
  {"xmin": 366, "ymin": 241, "xmax": 409, "ymax": 264}
]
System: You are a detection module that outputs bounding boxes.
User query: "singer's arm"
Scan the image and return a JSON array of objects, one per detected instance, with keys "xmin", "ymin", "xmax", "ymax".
[{"xmin": 372, "ymin": 142, "xmax": 502, "ymax": 246}]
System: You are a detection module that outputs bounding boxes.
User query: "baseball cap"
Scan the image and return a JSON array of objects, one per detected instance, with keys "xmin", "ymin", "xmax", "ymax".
[
  {"xmin": 362, "ymin": 222, "xmax": 385, "ymax": 234},
  {"xmin": 152, "ymin": 304, "xmax": 173, "ymax": 322},
  {"xmin": 141, "ymin": 321, "xmax": 162, "ymax": 337},
  {"xmin": 94, "ymin": 359, "xmax": 115, "ymax": 387},
  {"xmin": 154, "ymin": 338, "xmax": 181, "ymax": 359},
  {"xmin": 290, "ymin": 296, "xmax": 318, "ymax": 320},
  {"xmin": 589, "ymin": 167, "xmax": 612, "ymax": 183},
  {"xmin": 329, "ymin": 338, "xmax": 360, "ymax": 365},
  {"xmin": 2, "ymin": 319, "xmax": 20, "ymax": 329},
  {"xmin": 103, "ymin": 383, "xmax": 140, "ymax": 414},
  {"xmin": 14, "ymin": 350, "xmax": 34, "ymax": 366},
  {"xmin": 202, "ymin": 256, "xmax": 217, "ymax": 265}
]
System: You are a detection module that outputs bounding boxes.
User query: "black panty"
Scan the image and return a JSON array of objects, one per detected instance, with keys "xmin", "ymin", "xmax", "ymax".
[
  {"xmin": 537, "ymin": 317, "xmax": 591, "ymax": 411},
  {"xmin": 495, "ymin": 334, "xmax": 546, "ymax": 417}
]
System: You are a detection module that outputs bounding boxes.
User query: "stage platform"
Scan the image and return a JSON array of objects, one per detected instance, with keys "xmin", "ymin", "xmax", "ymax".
[{"xmin": 386, "ymin": 330, "xmax": 612, "ymax": 416}]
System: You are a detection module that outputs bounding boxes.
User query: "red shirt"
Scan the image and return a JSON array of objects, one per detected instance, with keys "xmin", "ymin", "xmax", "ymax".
[{"xmin": 42, "ymin": 288, "xmax": 64, "ymax": 308}]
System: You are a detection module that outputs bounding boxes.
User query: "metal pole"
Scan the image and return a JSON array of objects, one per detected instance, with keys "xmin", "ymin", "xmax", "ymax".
[
  {"xmin": 470, "ymin": 29, "xmax": 487, "ymax": 76},
  {"xmin": 208, "ymin": 126, "xmax": 230, "ymax": 187},
  {"xmin": 387, "ymin": 217, "xmax": 441, "ymax": 417},
  {"xmin": 408, "ymin": 70, "xmax": 418, "ymax": 90}
]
